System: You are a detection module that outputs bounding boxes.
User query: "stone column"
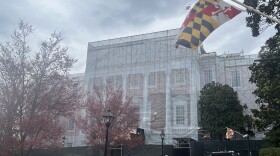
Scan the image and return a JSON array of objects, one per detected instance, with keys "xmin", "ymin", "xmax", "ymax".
[
  {"xmin": 190, "ymin": 54, "xmax": 199, "ymax": 140},
  {"xmin": 122, "ymin": 74, "xmax": 127, "ymax": 101},
  {"xmin": 165, "ymin": 69, "xmax": 172, "ymax": 144},
  {"xmin": 143, "ymin": 73, "xmax": 149, "ymax": 130}
]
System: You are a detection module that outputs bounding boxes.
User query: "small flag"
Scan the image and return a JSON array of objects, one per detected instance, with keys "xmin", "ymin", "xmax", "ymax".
[
  {"xmin": 225, "ymin": 127, "xmax": 234, "ymax": 139},
  {"xmin": 176, "ymin": 0, "xmax": 241, "ymax": 50}
]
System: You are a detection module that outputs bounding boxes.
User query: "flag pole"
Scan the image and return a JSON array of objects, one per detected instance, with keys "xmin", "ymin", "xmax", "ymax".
[{"xmin": 231, "ymin": 0, "xmax": 280, "ymax": 25}]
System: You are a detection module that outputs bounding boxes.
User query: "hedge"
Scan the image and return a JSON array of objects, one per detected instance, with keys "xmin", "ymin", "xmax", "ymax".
[{"xmin": 259, "ymin": 148, "xmax": 280, "ymax": 156}]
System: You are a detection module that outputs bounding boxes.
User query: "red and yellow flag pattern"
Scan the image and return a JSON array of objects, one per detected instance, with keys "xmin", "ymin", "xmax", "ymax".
[
  {"xmin": 176, "ymin": 0, "xmax": 241, "ymax": 50},
  {"xmin": 225, "ymin": 127, "xmax": 234, "ymax": 139}
]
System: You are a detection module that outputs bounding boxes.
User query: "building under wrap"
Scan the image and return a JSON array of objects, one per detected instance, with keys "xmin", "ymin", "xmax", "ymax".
[{"xmin": 80, "ymin": 28, "xmax": 259, "ymax": 146}]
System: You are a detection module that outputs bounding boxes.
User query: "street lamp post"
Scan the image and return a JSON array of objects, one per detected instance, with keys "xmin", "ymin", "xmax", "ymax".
[
  {"xmin": 245, "ymin": 124, "xmax": 251, "ymax": 156},
  {"xmin": 103, "ymin": 110, "xmax": 114, "ymax": 156},
  {"xmin": 160, "ymin": 130, "xmax": 165, "ymax": 156},
  {"xmin": 61, "ymin": 136, "xmax": 66, "ymax": 156}
]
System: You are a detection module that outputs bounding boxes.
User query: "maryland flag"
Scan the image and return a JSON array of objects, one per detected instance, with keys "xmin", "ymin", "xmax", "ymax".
[
  {"xmin": 225, "ymin": 127, "xmax": 234, "ymax": 139},
  {"xmin": 176, "ymin": 0, "xmax": 241, "ymax": 50}
]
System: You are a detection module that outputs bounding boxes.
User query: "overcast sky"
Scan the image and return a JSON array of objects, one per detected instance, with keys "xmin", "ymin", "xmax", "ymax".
[{"xmin": 0, "ymin": 0, "xmax": 276, "ymax": 73}]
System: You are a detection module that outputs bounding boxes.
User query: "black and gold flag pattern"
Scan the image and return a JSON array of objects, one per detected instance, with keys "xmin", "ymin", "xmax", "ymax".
[{"xmin": 176, "ymin": 0, "xmax": 241, "ymax": 50}]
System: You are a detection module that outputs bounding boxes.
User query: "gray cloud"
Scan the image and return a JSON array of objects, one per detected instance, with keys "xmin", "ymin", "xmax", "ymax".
[{"xmin": 0, "ymin": 0, "xmax": 277, "ymax": 73}]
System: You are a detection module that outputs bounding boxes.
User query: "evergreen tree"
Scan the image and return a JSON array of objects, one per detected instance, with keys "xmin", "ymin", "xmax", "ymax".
[
  {"xmin": 244, "ymin": 0, "xmax": 280, "ymax": 37},
  {"xmin": 249, "ymin": 35, "xmax": 280, "ymax": 147},
  {"xmin": 199, "ymin": 82, "xmax": 246, "ymax": 140}
]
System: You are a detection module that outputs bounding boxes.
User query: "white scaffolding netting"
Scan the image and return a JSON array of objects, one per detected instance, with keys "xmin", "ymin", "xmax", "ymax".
[{"xmin": 84, "ymin": 28, "xmax": 258, "ymax": 145}]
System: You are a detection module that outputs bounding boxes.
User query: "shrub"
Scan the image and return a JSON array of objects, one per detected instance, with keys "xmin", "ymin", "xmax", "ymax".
[{"xmin": 259, "ymin": 148, "xmax": 280, "ymax": 156}]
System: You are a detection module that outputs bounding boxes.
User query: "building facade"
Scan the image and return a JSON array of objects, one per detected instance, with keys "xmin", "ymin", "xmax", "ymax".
[
  {"xmin": 62, "ymin": 29, "xmax": 259, "ymax": 147},
  {"xmin": 80, "ymin": 29, "xmax": 259, "ymax": 146},
  {"xmin": 62, "ymin": 73, "xmax": 87, "ymax": 147}
]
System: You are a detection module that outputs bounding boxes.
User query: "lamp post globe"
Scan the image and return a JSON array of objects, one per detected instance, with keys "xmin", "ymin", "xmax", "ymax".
[
  {"xmin": 62, "ymin": 136, "xmax": 66, "ymax": 147},
  {"xmin": 102, "ymin": 110, "xmax": 114, "ymax": 156}
]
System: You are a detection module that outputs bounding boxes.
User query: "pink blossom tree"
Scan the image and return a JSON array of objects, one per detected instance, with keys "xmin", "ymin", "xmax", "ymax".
[
  {"xmin": 0, "ymin": 21, "xmax": 82, "ymax": 156},
  {"xmin": 78, "ymin": 84, "xmax": 143, "ymax": 149}
]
